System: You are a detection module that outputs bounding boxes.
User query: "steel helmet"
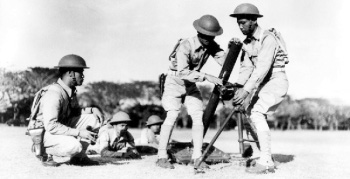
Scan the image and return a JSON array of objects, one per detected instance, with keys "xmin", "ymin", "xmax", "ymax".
[
  {"xmin": 230, "ymin": 3, "xmax": 263, "ymax": 18},
  {"xmin": 146, "ymin": 115, "xmax": 163, "ymax": 126},
  {"xmin": 193, "ymin": 15, "xmax": 223, "ymax": 36},
  {"xmin": 54, "ymin": 54, "xmax": 89, "ymax": 69},
  {"xmin": 109, "ymin": 111, "xmax": 132, "ymax": 124}
]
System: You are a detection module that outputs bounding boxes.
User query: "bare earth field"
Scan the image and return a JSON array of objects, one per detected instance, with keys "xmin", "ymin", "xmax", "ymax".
[{"xmin": 0, "ymin": 124, "xmax": 349, "ymax": 179}]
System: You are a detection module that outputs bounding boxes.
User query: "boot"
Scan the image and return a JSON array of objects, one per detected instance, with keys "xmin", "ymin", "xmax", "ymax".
[
  {"xmin": 42, "ymin": 155, "xmax": 60, "ymax": 167},
  {"xmin": 246, "ymin": 163, "xmax": 275, "ymax": 174}
]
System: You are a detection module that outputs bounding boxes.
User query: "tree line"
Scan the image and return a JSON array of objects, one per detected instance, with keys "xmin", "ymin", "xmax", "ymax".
[{"xmin": 1, "ymin": 67, "xmax": 349, "ymax": 130}]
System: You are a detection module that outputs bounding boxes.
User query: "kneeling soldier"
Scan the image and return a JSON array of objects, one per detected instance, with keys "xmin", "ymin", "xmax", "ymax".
[
  {"xmin": 31, "ymin": 54, "xmax": 103, "ymax": 166},
  {"xmin": 99, "ymin": 111, "xmax": 141, "ymax": 159}
]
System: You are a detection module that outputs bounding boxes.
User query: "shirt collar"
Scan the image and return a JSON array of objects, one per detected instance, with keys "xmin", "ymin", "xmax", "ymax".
[
  {"xmin": 57, "ymin": 78, "xmax": 75, "ymax": 97},
  {"xmin": 252, "ymin": 26, "xmax": 262, "ymax": 41},
  {"xmin": 193, "ymin": 35, "xmax": 205, "ymax": 52}
]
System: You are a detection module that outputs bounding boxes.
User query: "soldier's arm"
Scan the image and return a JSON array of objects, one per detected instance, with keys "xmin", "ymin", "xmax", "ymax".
[
  {"xmin": 99, "ymin": 133, "xmax": 124, "ymax": 157},
  {"xmin": 210, "ymin": 42, "xmax": 227, "ymax": 66},
  {"xmin": 236, "ymin": 50, "xmax": 254, "ymax": 86},
  {"xmin": 41, "ymin": 89, "xmax": 79, "ymax": 136},
  {"xmin": 126, "ymin": 131, "xmax": 137, "ymax": 149},
  {"xmin": 243, "ymin": 34, "xmax": 278, "ymax": 93},
  {"xmin": 176, "ymin": 40, "xmax": 206, "ymax": 82}
]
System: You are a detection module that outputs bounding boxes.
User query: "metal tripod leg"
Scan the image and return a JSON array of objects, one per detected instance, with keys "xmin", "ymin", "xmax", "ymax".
[
  {"xmin": 194, "ymin": 109, "xmax": 236, "ymax": 170},
  {"xmin": 237, "ymin": 112, "xmax": 259, "ymax": 156},
  {"xmin": 237, "ymin": 112, "xmax": 245, "ymax": 154}
]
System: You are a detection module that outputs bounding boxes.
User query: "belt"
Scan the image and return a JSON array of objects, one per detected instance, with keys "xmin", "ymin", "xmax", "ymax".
[
  {"xmin": 167, "ymin": 70, "xmax": 178, "ymax": 76},
  {"xmin": 272, "ymin": 68, "xmax": 285, "ymax": 73}
]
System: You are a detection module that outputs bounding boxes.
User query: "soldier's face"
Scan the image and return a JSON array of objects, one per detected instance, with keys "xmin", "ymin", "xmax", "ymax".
[
  {"xmin": 115, "ymin": 123, "xmax": 128, "ymax": 133},
  {"xmin": 150, "ymin": 124, "xmax": 161, "ymax": 134},
  {"xmin": 197, "ymin": 33, "xmax": 215, "ymax": 46},
  {"xmin": 70, "ymin": 69, "xmax": 85, "ymax": 86},
  {"xmin": 237, "ymin": 18, "xmax": 256, "ymax": 36}
]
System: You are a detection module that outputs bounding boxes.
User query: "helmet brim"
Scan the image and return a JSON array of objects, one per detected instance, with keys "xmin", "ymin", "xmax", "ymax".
[
  {"xmin": 193, "ymin": 20, "xmax": 223, "ymax": 36},
  {"xmin": 109, "ymin": 120, "xmax": 131, "ymax": 125},
  {"xmin": 54, "ymin": 65, "xmax": 90, "ymax": 69},
  {"xmin": 229, "ymin": 13, "xmax": 263, "ymax": 18},
  {"xmin": 146, "ymin": 121, "xmax": 163, "ymax": 126}
]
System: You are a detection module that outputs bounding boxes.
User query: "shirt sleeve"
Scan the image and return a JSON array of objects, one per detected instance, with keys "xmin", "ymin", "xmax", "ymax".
[
  {"xmin": 243, "ymin": 35, "xmax": 278, "ymax": 93},
  {"xmin": 209, "ymin": 42, "xmax": 227, "ymax": 66},
  {"xmin": 176, "ymin": 40, "xmax": 206, "ymax": 82},
  {"xmin": 41, "ymin": 89, "xmax": 79, "ymax": 136},
  {"xmin": 236, "ymin": 50, "xmax": 254, "ymax": 86},
  {"xmin": 126, "ymin": 131, "xmax": 136, "ymax": 148}
]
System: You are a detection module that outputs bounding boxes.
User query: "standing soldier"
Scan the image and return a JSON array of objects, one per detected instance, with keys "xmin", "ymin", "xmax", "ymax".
[
  {"xmin": 33, "ymin": 54, "xmax": 104, "ymax": 166},
  {"xmin": 157, "ymin": 14, "xmax": 229, "ymax": 169},
  {"xmin": 230, "ymin": 3, "xmax": 289, "ymax": 174}
]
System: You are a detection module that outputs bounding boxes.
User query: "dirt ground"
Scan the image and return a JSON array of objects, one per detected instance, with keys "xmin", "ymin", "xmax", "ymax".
[{"xmin": 0, "ymin": 124, "xmax": 349, "ymax": 179}]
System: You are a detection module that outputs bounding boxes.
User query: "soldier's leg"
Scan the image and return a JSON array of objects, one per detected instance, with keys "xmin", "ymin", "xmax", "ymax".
[
  {"xmin": 185, "ymin": 95, "xmax": 204, "ymax": 160},
  {"xmin": 44, "ymin": 132, "xmax": 82, "ymax": 158},
  {"xmin": 249, "ymin": 112, "xmax": 272, "ymax": 166},
  {"xmin": 68, "ymin": 114, "xmax": 100, "ymax": 159},
  {"xmin": 157, "ymin": 110, "xmax": 180, "ymax": 158},
  {"xmin": 246, "ymin": 73, "xmax": 288, "ymax": 173}
]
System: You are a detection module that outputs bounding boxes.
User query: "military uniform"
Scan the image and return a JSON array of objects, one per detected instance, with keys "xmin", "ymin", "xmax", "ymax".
[
  {"xmin": 138, "ymin": 128, "xmax": 160, "ymax": 145},
  {"xmin": 158, "ymin": 35, "xmax": 227, "ymax": 160},
  {"xmin": 98, "ymin": 128, "xmax": 136, "ymax": 157},
  {"xmin": 37, "ymin": 79, "xmax": 100, "ymax": 158},
  {"xmin": 237, "ymin": 26, "xmax": 288, "ymax": 170}
]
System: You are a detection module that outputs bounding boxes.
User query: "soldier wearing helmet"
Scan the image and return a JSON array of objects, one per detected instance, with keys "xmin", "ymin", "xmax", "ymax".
[
  {"xmin": 157, "ymin": 15, "xmax": 231, "ymax": 170},
  {"xmin": 34, "ymin": 54, "xmax": 104, "ymax": 166},
  {"xmin": 97, "ymin": 111, "xmax": 140, "ymax": 159},
  {"xmin": 138, "ymin": 115, "xmax": 163, "ymax": 146},
  {"xmin": 230, "ymin": 3, "xmax": 289, "ymax": 174}
]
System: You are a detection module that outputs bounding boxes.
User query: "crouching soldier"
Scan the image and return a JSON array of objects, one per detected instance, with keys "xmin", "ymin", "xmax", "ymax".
[
  {"xmin": 138, "ymin": 115, "xmax": 163, "ymax": 147},
  {"xmin": 98, "ymin": 111, "xmax": 141, "ymax": 159},
  {"xmin": 29, "ymin": 54, "xmax": 103, "ymax": 167}
]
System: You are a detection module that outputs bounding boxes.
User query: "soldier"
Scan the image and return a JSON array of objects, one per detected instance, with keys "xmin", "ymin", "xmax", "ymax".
[
  {"xmin": 138, "ymin": 115, "xmax": 163, "ymax": 146},
  {"xmin": 98, "ymin": 111, "xmax": 141, "ymax": 159},
  {"xmin": 230, "ymin": 3, "xmax": 289, "ymax": 174},
  {"xmin": 37, "ymin": 54, "xmax": 104, "ymax": 166},
  {"xmin": 157, "ymin": 14, "xmax": 229, "ymax": 169}
]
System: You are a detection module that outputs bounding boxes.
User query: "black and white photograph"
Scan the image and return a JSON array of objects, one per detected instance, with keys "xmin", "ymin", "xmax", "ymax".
[{"xmin": 1, "ymin": 0, "xmax": 349, "ymax": 178}]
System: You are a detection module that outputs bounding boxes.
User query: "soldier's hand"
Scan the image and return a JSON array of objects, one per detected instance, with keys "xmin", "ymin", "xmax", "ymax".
[
  {"xmin": 204, "ymin": 74, "xmax": 223, "ymax": 86},
  {"xmin": 78, "ymin": 129, "xmax": 97, "ymax": 142},
  {"xmin": 92, "ymin": 107, "xmax": 105, "ymax": 125},
  {"xmin": 232, "ymin": 88, "xmax": 249, "ymax": 105},
  {"xmin": 228, "ymin": 37, "xmax": 242, "ymax": 48}
]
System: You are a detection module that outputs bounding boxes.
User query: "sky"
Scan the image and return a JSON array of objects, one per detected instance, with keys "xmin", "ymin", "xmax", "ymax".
[{"xmin": 1, "ymin": 0, "xmax": 350, "ymax": 105}]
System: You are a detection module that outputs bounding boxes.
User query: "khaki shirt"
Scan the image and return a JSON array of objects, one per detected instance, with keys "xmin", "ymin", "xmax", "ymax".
[
  {"xmin": 237, "ymin": 26, "xmax": 288, "ymax": 93},
  {"xmin": 171, "ymin": 36, "xmax": 227, "ymax": 82},
  {"xmin": 37, "ymin": 79, "xmax": 82, "ymax": 136},
  {"xmin": 98, "ymin": 128, "xmax": 135, "ymax": 152},
  {"xmin": 139, "ymin": 128, "xmax": 159, "ymax": 145}
]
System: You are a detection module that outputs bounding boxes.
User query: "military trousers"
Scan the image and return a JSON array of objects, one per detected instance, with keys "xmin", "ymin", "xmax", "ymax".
[
  {"xmin": 44, "ymin": 114, "xmax": 100, "ymax": 158},
  {"xmin": 161, "ymin": 75, "xmax": 204, "ymax": 125}
]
